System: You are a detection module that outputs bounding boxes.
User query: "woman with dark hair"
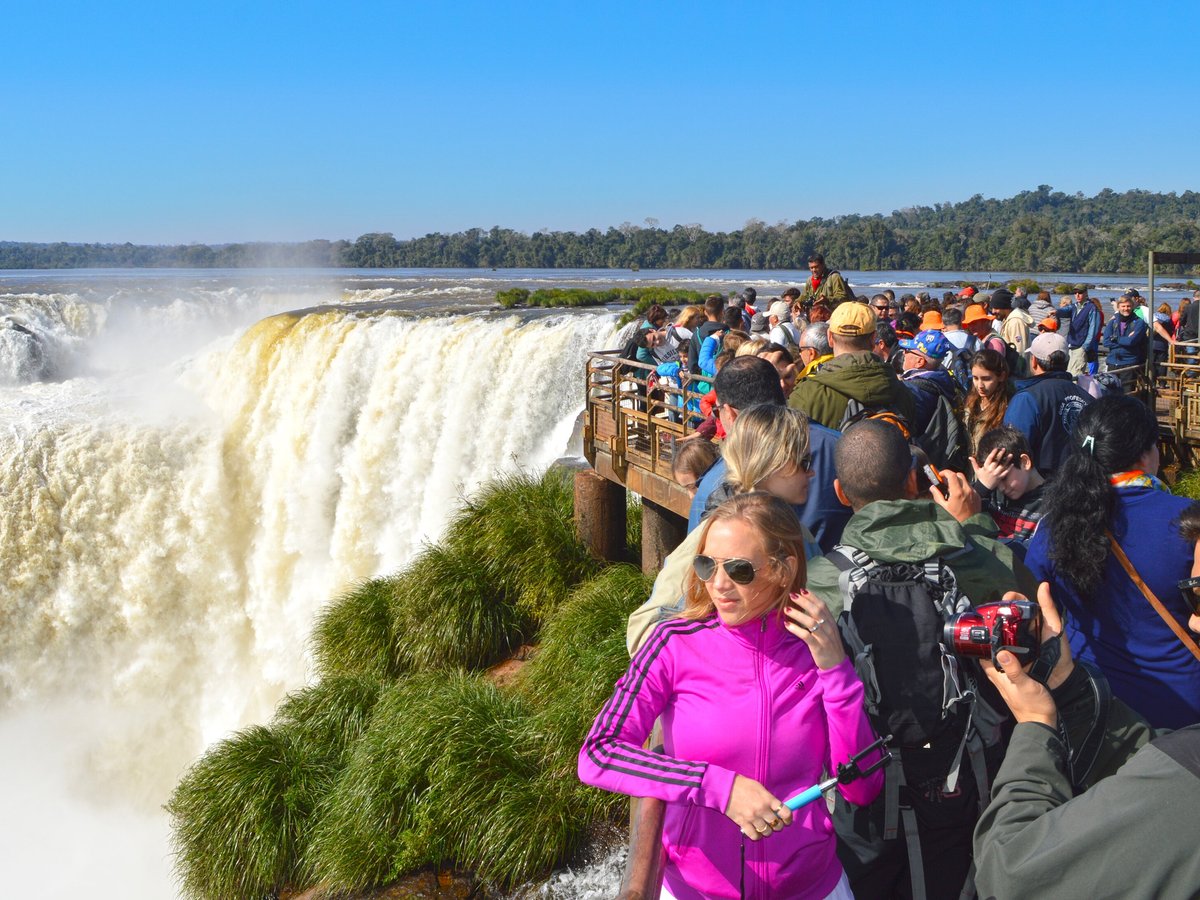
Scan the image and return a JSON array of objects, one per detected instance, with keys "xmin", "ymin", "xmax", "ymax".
[
  {"xmin": 580, "ymin": 493, "xmax": 882, "ymax": 899},
  {"xmin": 1024, "ymin": 395, "xmax": 1200, "ymax": 729},
  {"xmin": 640, "ymin": 303, "xmax": 669, "ymax": 331},
  {"xmin": 964, "ymin": 348, "xmax": 1012, "ymax": 454}
]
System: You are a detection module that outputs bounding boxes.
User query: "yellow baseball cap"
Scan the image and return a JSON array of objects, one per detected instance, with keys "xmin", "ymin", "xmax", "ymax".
[{"xmin": 828, "ymin": 301, "xmax": 875, "ymax": 336}]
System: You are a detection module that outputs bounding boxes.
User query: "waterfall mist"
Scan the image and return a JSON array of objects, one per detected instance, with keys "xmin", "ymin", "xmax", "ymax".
[{"xmin": 0, "ymin": 274, "xmax": 619, "ymax": 897}]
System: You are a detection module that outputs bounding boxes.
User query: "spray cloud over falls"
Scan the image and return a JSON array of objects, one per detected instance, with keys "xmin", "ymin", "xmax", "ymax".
[{"xmin": 0, "ymin": 275, "xmax": 618, "ymax": 897}]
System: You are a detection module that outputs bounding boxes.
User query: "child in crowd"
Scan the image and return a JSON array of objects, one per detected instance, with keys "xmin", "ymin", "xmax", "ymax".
[
  {"xmin": 970, "ymin": 425, "xmax": 1047, "ymax": 546},
  {"xmin": 670, "ymin": 437, "xmax": 719, "ymax": 499}
]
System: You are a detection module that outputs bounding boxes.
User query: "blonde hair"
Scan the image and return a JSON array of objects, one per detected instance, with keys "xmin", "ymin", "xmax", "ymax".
[
  {"xmin": 675, "ymin": 305, "xmax": 704, "ymax": 330},
  {"xmin": 723, "ymin": 404, "xmax": 811, "ymax": 493},
  {"xmin": 681, "ymin": 492, "xmax": 807, "ymax": 620},
  {"xmin": 736, "ymin": 338, "xmax": 768, "ymax": 357}
]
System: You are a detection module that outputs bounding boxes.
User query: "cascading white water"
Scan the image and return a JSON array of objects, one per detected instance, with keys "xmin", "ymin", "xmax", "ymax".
[{"xmin": 0, "ymin": 275, "xmax": 621, "ymax": 898}]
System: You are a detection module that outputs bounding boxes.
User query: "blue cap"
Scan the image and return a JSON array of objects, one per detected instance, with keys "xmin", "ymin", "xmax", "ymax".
[{"xmin": 899, "ymin": 329, "xmax": 952, "ymax": 362}]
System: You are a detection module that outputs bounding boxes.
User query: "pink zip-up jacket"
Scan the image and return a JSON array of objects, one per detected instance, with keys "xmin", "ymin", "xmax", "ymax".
[{"xmin": 578, "ymin": 612, "xmax": 882, "ymax": 900}]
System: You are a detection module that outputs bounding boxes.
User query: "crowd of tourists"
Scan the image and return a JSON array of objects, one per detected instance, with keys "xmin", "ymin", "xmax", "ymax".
[{"xmin": 580, "ymin": 257, "xmax": 1200, "ymax": 899}]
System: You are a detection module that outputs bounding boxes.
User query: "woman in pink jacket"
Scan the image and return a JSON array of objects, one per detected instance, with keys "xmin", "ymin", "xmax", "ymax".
[{"xmin": 578, "ymin": 493, "xmax": 882, "ymax": 899}]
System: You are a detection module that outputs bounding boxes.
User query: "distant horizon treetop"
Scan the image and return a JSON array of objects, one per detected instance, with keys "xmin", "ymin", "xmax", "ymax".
[{"xmin": 3, "ymin": 186, "xmax": 1200, "ymax": 275}]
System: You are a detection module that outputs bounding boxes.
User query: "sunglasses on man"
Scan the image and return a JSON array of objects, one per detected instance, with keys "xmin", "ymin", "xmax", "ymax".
[{"xmin": 1178, "ymin": 576, "xmax": 1200, "ymax": 615}]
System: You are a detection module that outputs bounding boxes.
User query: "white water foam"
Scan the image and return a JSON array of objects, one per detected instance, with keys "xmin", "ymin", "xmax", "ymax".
[{"xmin": 0, "ymin": 283, "xmax": 619, "ymax": 897}]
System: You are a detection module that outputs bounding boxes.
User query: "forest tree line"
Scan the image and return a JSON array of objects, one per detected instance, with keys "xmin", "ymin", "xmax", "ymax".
[{"xmin": 4, "ymin": 186, "xmax": 1200, "ymax": 273}]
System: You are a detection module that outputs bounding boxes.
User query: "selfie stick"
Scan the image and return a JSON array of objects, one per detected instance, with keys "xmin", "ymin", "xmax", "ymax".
[{"xmin": 783, "ymin": 734, "xmax": 892, "ymax": 811}]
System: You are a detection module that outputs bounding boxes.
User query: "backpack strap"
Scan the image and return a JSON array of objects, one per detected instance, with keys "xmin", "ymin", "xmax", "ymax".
[
  {"xmin": 828, "ymin": 544, "xmax": 875, "ymax": 612},
  {"xmin": 882, "ymin": 749, "xmax": 928, "ymax": 900},
  {"xmin": 829, "ymin": 546, "xmax": 885, "ymax": 718}
]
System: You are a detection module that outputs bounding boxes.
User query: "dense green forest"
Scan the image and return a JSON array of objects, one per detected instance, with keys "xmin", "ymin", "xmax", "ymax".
[{"xmin": 5, "ymin": 186, "xmax": 1200, "ymax": 273}]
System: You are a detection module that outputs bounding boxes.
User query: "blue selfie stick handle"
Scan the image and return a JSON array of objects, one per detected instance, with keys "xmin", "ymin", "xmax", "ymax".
[{"xmin": 783, "ymin": 783, "xmax": 827, "ymax": 811}]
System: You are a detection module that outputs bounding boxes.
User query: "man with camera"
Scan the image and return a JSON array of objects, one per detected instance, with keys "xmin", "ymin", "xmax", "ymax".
[
  {"xmin": 974, "ymin": 587, "xmax": 1200, "ymax": 898},
  {"xmin": 802, "ymin": 419, "xmax": 1036, "ymax": 900}
]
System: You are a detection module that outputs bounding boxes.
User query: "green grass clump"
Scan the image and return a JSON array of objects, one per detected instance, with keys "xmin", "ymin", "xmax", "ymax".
[
  {"xmin": 307, "ymin": 671, "xmax": 618, "ymax": 893},
  {"xmin": 493, "ymin": 285, "xmax": 707, "ymax": 319},
  {"xmin": 390, "ymin": 544, "xmax": 534, "ymax": 671},
  {"xmin": 167, "ymin": 725, "xmax": 335, "ymax": 900},
  {"xmin": 443, "ymin": 469, "xmax": 600, "ymax": 622},
  {"xmin": 626, "ymin": 494, "xmax": 643, "ymax": 561},
  {"xmin": 311, "ymin": 577, "xmax": 402, "ymax": 680},
  {"xmin": 521, "ymin": 564, "xmax": 652, "ymax": 774},
  {"xmin": 272, "ymin": 673, "xmax": 386, "ymax": 764},
  {"xmin": 497, "ymin": 287, "xmax": 531, "ymax": 308},
  {"xmin": 308, "ymin": 672, "xmax": 544, "ymax": 892},
  {"xmin": 1173, "ymin": 469, "xmax": 1200, "ymax": 500},
  {"xmin": 171, "ymin": 466, "xmax": 645, "ymax": 898},
  {"xmin": 1007, "ymin": 278, "xmax": 1041, "ymax": 294}
]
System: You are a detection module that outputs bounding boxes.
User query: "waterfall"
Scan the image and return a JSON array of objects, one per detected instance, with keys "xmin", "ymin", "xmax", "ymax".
[{"xmin": 0, "ymin": 278, "xmax": 620, "ymax": 898}]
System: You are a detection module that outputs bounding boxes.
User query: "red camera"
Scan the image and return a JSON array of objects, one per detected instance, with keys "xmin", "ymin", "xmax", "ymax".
[{"xmin": 944, "ymin": 599, "xmax": 1042, "ymax": 662}]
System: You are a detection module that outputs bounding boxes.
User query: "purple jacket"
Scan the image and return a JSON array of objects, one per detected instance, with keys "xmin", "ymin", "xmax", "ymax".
[{"xmin": 578, "ymin": 613, "xmax": 882, "ymax": 899}]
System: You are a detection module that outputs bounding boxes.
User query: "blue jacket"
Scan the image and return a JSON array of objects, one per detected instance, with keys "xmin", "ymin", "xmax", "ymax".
[
  {"xmin": 1102, "ymin": 314, "xmax": 1148, "ymax": 369},
  {"xmin": 1025, "ymin": 488, "xmax": 1200, "ymax": 730},
  {"xmin": 688, "ymin": 420, "xmax": 851, "ymax": 553},
  {"xmin": 698, "ymin": 333, "xmax": 723, "ymax": 376},
  {"xmin": 1003, "ymin": 372, "xmax": 1093, "ymax": 476},
  {"xmin": 1067, "ymin": 301, "xmax": 1101, "ymax": 351}
]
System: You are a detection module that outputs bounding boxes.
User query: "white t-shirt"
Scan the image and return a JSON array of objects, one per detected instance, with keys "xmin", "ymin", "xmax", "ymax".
[{"xmin": 769, "ymin": 322, "xmax": 800, "ymax": 347}]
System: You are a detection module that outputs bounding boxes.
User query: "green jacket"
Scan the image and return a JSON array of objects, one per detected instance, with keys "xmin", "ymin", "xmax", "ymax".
[
  {"xmin": 788, "ymin": 351, "xmax": 917, "ymax": 431},
  {"xmin": 973, "ymin": 720, "xmax": 1200, "ymax": 899},
  {"xmin": 806, "ymin": 499, "xmax": 1037, "ymax": 617},
  {"xmin": 798, "ymin": 270, "xmax": 855, "ymax": 305}
]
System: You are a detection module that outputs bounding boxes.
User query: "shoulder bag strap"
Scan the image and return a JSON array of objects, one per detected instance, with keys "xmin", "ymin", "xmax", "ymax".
[{"xmin": 1107, "ymin": 532, "xmax": 1200, "ymax": 663}]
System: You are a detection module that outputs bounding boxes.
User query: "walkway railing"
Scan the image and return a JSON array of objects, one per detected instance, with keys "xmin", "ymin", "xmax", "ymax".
[{"xmin": 583, "ymin": 351, "xmax": 708, "ymax": 519}]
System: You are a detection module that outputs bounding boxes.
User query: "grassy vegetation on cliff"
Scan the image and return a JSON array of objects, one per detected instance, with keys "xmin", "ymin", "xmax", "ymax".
[
  {"xmin": 168, "ymin": 468, "xmax": 647, "ymax": 899},
  {"xmin": 496, "ymin": 285, "xmax": 706, "ymax": 312}
]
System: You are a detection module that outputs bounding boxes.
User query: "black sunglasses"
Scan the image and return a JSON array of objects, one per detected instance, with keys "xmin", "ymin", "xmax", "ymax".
[
  {"xmin": 694, "ymin": 555, "xmax": 759, "ymax": 585},
  {"xmin": 1178, "ymin": 576, "xmax": 1200, "ymax": 615}
]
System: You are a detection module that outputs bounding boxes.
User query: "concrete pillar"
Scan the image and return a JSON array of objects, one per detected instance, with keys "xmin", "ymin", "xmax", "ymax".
[
  {"xmin": 572, "ymin": 467, "xmax": 626, "ymax": 564},
  {"xmin": 641, "ymin": 499, "xmax": 686, "ymax": 574}
]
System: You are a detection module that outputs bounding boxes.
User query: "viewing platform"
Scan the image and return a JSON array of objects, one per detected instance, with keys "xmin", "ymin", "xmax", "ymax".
[{"xmin": 577, "ymin": 338, "xmax": 1200, "ymax": 574}]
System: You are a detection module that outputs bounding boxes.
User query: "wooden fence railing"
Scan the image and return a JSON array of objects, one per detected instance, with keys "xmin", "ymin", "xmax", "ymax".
[{"xmin": 582, "ymin": 351, "xmax": 710, "ymax": 519}]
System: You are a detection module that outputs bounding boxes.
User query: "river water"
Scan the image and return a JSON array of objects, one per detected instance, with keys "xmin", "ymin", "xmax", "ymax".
[{"xmin": 0, "ymin": 267, "xmax": 1178, "ymax": 898}]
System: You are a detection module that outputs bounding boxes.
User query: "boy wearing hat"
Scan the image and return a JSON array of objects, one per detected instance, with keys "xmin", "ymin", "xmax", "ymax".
[
  {"xmin": 789, "ymin": 301, "xmax": 916, "ymax": 430},
  {"xmin": 964, "ymin": 304, "xmax": 1007, "ymax": 356},
  {"xmin": 900, "ymin": 329, "xmax": 962, "ymax": 436}
]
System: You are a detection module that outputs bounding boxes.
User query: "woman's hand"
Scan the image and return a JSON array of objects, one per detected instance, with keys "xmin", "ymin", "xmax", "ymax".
[
  {"xmin": 784, "ymin": 589, "xmax": 846, "ymax": 669},
  {"xmin": 724, "ymin": 774, "xmax": 792, "ymax": 841}
]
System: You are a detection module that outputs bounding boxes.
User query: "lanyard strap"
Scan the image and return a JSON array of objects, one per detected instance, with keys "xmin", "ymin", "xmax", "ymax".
[{"xmin": 1107, "ymin": 533, "xmax": 1200, "ymax": 663}]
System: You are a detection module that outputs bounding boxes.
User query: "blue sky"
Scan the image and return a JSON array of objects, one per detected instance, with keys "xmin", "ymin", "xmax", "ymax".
[{"xmin": 3, "ymin": 0, "xmax": 1197, "ymax": 244}]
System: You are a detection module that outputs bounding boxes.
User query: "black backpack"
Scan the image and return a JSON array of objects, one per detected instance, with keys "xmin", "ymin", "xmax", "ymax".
[
  {"xmin": 838, "ymin": 398, "xmax": 914, "ymax": 442},
  {"xmin": 829, "ymin": 545, "xmax": 1004, "ymax": 900},
  {"xmin": 908, "ymin": 377, "xmax": 969, "ymax": 472},
  {"xmin": 944, "ymin": 345, "xmax": 975, "ymax": 394}
]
